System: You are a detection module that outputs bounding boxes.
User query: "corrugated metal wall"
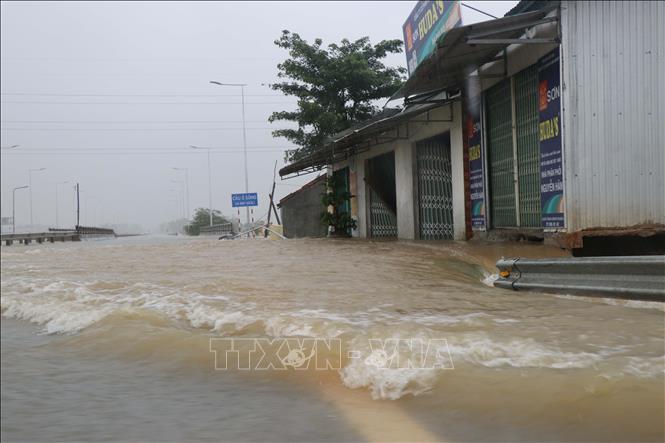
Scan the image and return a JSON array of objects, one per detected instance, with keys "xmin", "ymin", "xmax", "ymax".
[{"xmin": 561, "ymin": 1, "xmax": 665, "ymax": 231}]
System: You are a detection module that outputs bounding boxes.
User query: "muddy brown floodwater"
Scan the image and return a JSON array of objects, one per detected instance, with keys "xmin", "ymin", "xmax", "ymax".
[{"xmin": 2, "ymin": 235, "xmax": 664, "ymax": 442}]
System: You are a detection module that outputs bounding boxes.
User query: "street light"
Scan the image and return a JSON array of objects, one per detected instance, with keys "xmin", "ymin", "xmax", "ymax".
[
  {"xmin": 55, "ymin": 181, "xmax": 69, "ymax": 228},
  {"xmin": 12, "ymin": 185, "xmax": 29, "ymax": 234},
  {"xmin": 168, "ymin": 187, "xmax": 184, "ymax": 218},
  {"xmin": 190, "ymin": 145, "xmax": 213, "ymax": 227},
  {"xmin": 209, "ymin": 81, "xmax": 250, "ymax": 226},
  {"xmin": 1, "ymin": 145, "xmax": 20, "ymax": 150},
  {"xmin": 172, "ymin": 167, "xmax": 190, "ymax": 219},
  {"xmin": 82, "ymin": 193, "xmax": 96, "ymax": 226},
  {"xmin": 27, "ymin": 167, "xmax": 46, "ymax": 229},
  {"xmin": 171, "ymin": 179, "xmax": 186, "ymax": 219}
]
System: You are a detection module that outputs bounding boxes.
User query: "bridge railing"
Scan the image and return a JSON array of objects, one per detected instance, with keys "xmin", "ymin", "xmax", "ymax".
[
  {"xmin": 198, "ymin": 223, "xmax": 234, "ymax": 236},
  {"xmin": 75, "ymin": 225, "xmax": 116, "ymax": 236}
]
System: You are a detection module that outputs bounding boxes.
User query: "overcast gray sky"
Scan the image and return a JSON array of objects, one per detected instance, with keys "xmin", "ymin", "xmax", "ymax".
[{"xmin": 1, "ymin": 1, "xmax": 517, "ymax": 231}]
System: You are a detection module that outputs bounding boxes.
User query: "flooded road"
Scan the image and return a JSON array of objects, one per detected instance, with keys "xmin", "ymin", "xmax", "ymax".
[{"xmin": 2, "ymin": 236, "xmax": 664, "ymax": 442}]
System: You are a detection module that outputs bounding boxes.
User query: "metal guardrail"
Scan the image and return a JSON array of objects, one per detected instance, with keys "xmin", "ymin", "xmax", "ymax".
[
  {"xmin": 495, "ymin": 256, "xmax": 665, "ymax": 301},
  {"xmin": 75, "ymin": 225, "xmax": 116, "ymax": 236},
  {"xmin": 1, "ymin": 231, "xmax": 81, "ymax": 245},
  {"xmin": 199, "ymin": 223, "xmax": 234, "ymax": 236}
]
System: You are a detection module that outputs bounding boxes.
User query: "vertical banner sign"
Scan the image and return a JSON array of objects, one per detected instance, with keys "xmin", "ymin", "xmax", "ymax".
[
  {"xmin": 465, "ymin": 95, "xmax": 486, "ymax": 229},
  {"xmin": 538, "ymin": 49, "xmax": 565, "ymax": 229},
  {"xmin": 403, "ymin": 1, "xmax": 462, "ymax": 76}
]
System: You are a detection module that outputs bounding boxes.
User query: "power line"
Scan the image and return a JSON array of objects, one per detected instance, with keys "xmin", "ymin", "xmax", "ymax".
[
  {"xmin": 0, "ymin": 120, "xmax": 272, "ymax": 123},
  {"xmin": 460, "ymin": 2, "xmax": 498, "ymax": 19},
  {"xmin": 0, "ymin": 56, "xmax": 282, "ymax": 62},
  {"xmin": 0, "ymin": 92, "xmax": 285, "ymax": 97},
  {"xmin": 1, "ymin": 127, "xmax": 277, "ymax": 131},
  {"xmin": 0, "ymin": 101, "xmax": 295, "ymax": 105},
  {"xmin": 1, "ymin": 150, "xmax": 290, "ymax": 156},
  {"xmin": 0, "ymin": 147, "xmax": 295, "ymax": 151},
  {"xmin": 0, "ymin": 147, "xmax": 290, "ymax": 151}
]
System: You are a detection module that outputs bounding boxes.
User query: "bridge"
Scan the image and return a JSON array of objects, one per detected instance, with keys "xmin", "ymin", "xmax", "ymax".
[{"xmin": 1, "ymin": 226, "xmax": 116, "ymax": 246}]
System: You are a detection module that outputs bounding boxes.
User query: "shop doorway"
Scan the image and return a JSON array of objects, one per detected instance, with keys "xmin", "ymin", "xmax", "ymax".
[{"xmin": 365, "ymin": 151, "xmax": 397, "ymax": 239}]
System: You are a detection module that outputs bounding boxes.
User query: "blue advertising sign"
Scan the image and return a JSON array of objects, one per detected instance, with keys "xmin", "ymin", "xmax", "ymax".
[
  {"xmin": 231, "ymin": 193, "xmax": 258, "ymax": 208},
  {"xmin": 538, "ymin": 49, "xmax": 565, "ymax": 229},
  {"xmin": 403, "ymin": 0, "xmax": 462, "ymax": 76},
  {"xmin": 465, "ymin": 94, "xmax": 486, "ymax": 230}
]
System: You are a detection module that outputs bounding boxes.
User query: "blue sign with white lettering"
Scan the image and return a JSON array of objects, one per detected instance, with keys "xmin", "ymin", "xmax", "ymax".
[{"xmin": 232, "ymin": 193, "xmax": 258, "ymax": 207}]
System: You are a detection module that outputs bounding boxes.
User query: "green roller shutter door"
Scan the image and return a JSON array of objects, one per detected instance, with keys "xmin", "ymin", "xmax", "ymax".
[
  {"xmin": 514, "ymin": 65, "xmax": 541, "ymax": 228},
  {"xmin": 485, "ymin": 78, "xmax": 517, "ymax": 227}
]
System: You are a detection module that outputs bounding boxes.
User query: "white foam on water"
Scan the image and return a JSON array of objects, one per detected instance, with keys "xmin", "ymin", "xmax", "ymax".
[
  {"xmin": 1, "ymin": 296, "xmax": 114, "ymax": 334},
  {"xmin": 340, "ymin": 358, "xmax": 438, "ymax": 400},
  {"xmin": 447, "ymin": 336, "xmax": 606, "ymax": 369},
  {"xmin": 2, "ymin": 269, "xmax": 662, "ymax": 402},
  {"xmin": 623, "ymin": 356, "xmax": 665, "ymax": 378},
  {"xmin": 481, "ymin": 272, "xmax": 499, "ymax": 287},
  {"xmin": 404, "ymin": 312, "xmax": 491, "ymax": 326},
  {"xmin": 212, "ymin": 311, "xmax": 258, "ymax": 332},
  {"xmin": 338, "ymin": 332, "xmax": 453, "ymax": 400}
]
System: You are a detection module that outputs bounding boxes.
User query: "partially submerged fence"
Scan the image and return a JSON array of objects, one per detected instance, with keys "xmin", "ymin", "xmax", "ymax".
[{"xmin": 199, "ymin": 223, "xmax": 234, "ymax": 236}]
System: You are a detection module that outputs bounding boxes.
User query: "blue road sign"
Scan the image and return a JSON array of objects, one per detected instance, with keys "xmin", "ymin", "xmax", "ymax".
[{"xmin": 232, "ymin": 193, "xmax": 258, "ymax": 207}]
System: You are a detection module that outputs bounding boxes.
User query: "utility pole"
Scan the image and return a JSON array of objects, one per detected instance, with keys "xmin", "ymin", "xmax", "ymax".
[
  {"xmin": 190, "ymin": 145, "xmax": 213, "ymax": 226},
  {"xmin": 76, "ymin": 183, "xmax": 80, "ymax": 227},
  {"xmin": 172, "ymin": 167, "xmax": 190, "ymax": 219},
  {"xmin": 55, "ymin": 181, "xmax": 69, "ymax": 228},
  {"xmin": 12, "ymin": 185, "xmax": 29, "ymax": 234},
  {"xmin": 171, "ymin": 180, "xmax": 186, "ymax": 219},
  {"xmin": 209, "ymin": 81, "xmax": 249, "ymax": 226}
]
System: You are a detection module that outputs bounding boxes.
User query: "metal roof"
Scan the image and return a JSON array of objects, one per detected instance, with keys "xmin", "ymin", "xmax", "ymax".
[
  {"xmin": 278, "ymin": 98, "xmax": 456, "ymax": 178},
  {"xmin": 393, "ymin": 9, "xmax": 557, "ymax": 100}
]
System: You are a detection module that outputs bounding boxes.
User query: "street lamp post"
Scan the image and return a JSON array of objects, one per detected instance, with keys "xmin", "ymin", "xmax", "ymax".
[
  {"xmin": 27, "ymin": 167, "xmax": 46, "ymax": 229},
  {"xmin": 190, "ymin": 145, "xmax": 213, "ymax": 226},
  {"xmin": 209, "ymin": 81, "xmax": 249, "ymax": 226},
  {"xmin": 168, "ymin": 188, "xmax": 184, "ymax": 218},
  {"xmin": 55, "ymin": 181, "xmax": 69, "ymax": 228},
  {"xmin": 12, "ymin": 186, "xmax": 29, "ymax": 234},
  {"xmin": 172, "ymin": 167, "xmax": 190, "ymax": 219},
  {"xmin": 171, "ymin": 179, "xmax": 186, "ymax": 219}
]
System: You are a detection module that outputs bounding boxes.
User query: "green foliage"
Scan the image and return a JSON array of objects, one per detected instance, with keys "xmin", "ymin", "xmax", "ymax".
[
  {"xmin": 184, "ymin": 208, "xmax": 230, "ymax": 236},
  {"xmin": 321, "ymin": 175, "xmax": 356, "ymax": 236},
  {"xmin": 269, "ymin": 30, "xmax": 406, "ymax": 163}
]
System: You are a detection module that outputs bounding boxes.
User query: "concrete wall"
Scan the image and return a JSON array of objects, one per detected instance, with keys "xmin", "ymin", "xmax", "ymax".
[
  {"xmin": 334, "ymin": 101, "xmax": 466, "ymax": 240},
  {"xmin": 279, "ymin": 177, "xmax": 327, "ymax": 238}
]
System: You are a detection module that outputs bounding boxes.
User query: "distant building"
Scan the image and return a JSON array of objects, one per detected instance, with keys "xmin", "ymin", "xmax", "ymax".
[
  {"xmin": 279, "ymin": 1, "xmax": 664, "ymax": 255},
  {"xmin": 278, "ymin": 175, "xmax": 327, "ymax": 238}
]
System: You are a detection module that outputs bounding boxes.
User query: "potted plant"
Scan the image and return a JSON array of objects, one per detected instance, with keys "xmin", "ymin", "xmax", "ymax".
[{"xmin": 321, "ymin": 175, "xmax": 356, "ymax": 237}]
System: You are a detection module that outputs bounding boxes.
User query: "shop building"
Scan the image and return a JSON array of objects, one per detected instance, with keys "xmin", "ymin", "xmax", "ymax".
[{"xmin": 280, "ymin": 1, "xmax": 664, "ymax": 253}]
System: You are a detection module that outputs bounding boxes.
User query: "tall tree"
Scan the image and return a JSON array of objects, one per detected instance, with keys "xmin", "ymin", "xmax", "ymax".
[{"xmin": 269, "ymin": 31, "xmax": 406, "ymax": 163}]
